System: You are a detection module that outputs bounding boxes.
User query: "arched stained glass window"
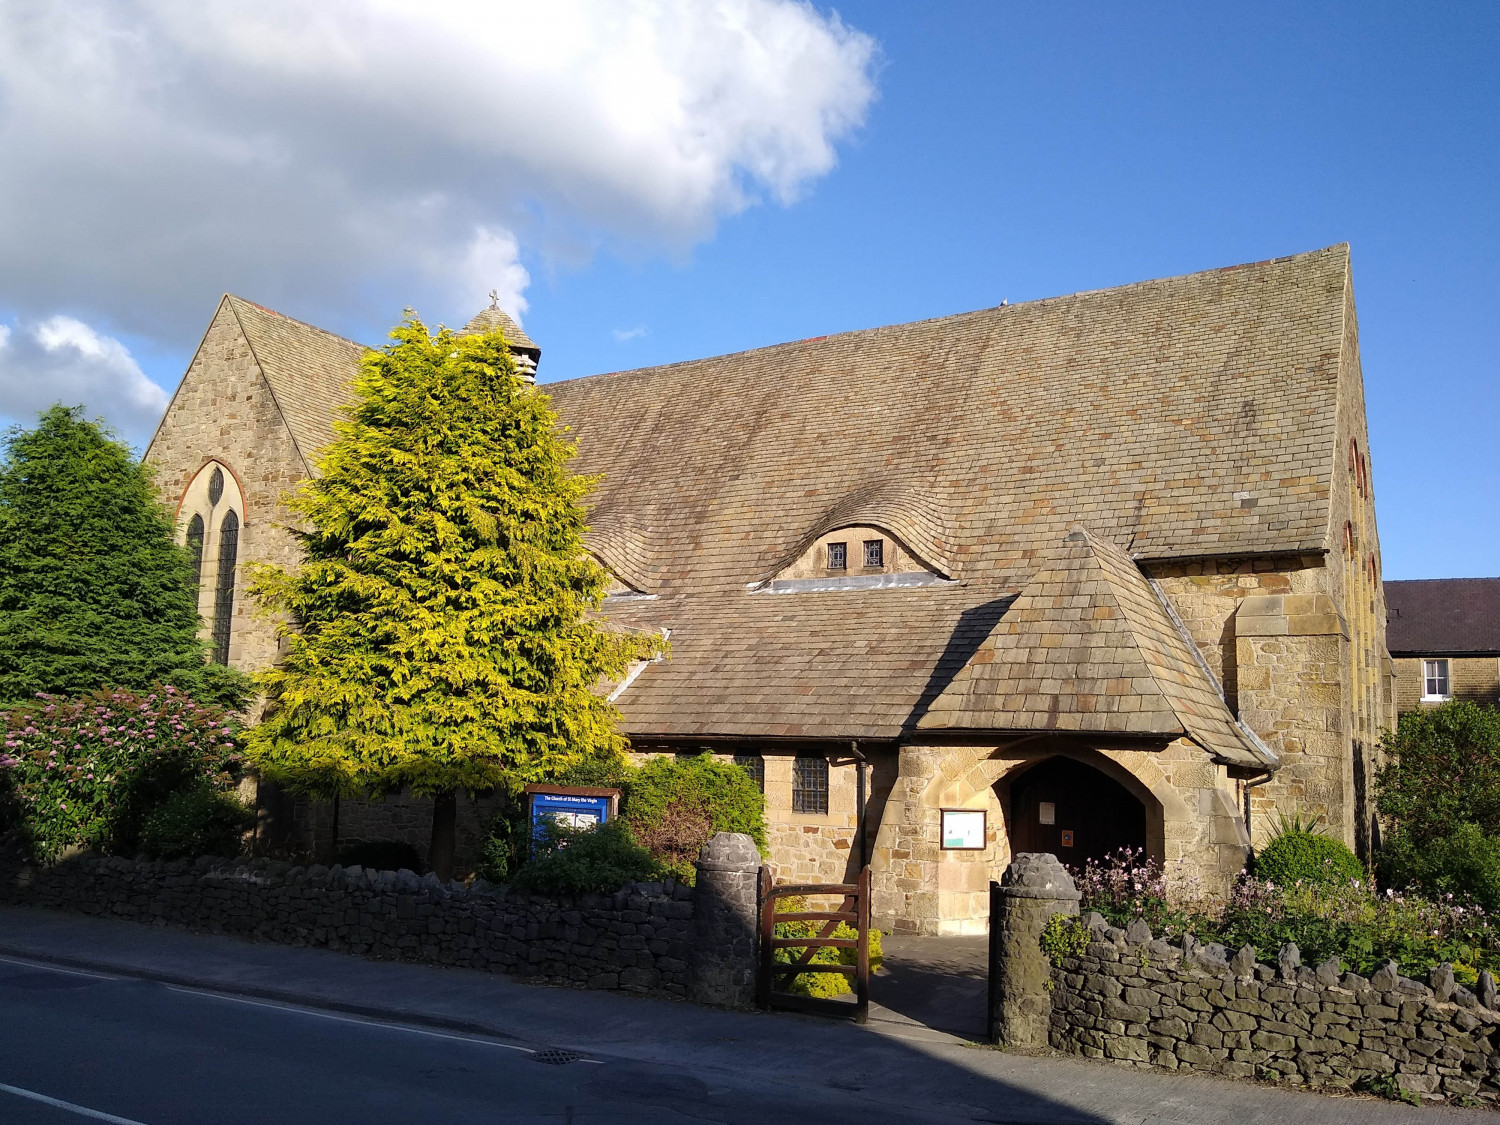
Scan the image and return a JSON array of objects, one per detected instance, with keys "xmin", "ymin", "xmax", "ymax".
[
  {"xmin": 211, "ymin": 509, "xmax": 239, "ymax": 665},
  {"xmin": 186, "ymin": 513, "xmax": 205, "ymax": 588}
]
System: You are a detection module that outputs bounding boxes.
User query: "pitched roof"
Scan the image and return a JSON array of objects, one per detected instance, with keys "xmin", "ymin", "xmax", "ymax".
[
  {"xmin": 460, "ymin": 305, "xmax": 540, "ymax": 359},
  {"xmin": 225, "ymin": 296, "xmax": 368, "ymax": 471},
  {"xmin": 161, "ymin": 247, "xmax": 1356, "ymax": 747},
  {"xmin": 913, "ymin": 528, "xmax": 1273, "ymax": 767},
  {"xmin": 1385, "ymin": 578, "xmax": 1500, "ymax": 655},
  {"xmin": 549, "ymin": 245, "xmax": 1350, "ymax": 599},
  {"xmin": 547, "ymin": 247, "xmax": 1352, "ymax": 743}
]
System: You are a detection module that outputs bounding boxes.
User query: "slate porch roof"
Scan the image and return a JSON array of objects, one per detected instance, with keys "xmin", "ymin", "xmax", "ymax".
[
  {"xmin": 914, "ymin": 528, "xmax": 1274, "ymax": 768},
  {"xmin": 1385, "ymin": 578, "xmax": 1500, "ymax": 656},
  {"xmin": 166, "ymin": 247, "xmax": 1357, "ymax": 756}
]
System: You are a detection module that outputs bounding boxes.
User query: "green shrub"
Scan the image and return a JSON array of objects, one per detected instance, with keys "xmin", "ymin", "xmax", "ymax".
[
  {"xmin": 1254, "ymin": 827, "xmax": 1362, "ymax": 887},
  {"xmin": 0, "ymin": 686, "xmax": 243, "ymax": 861},
  {"xmin": 1040, "ymin": 913, "xmax": 1090, "ymax": 963},
  {"xmin": 337, "ymin": 840, "xmax": 424, "ymax": 873},
  {"xmin": 1379, "ymin": 823, "xmax": 1500, "ymax": 913},
  {"xmin": 139, "ymin": 785, "xmax": 254, "ymax": 860},
  {"xmin": 1377, "ymin": 700, "xmax": 1500, "ymax": 844},
  {"xmin": 625, "ymin": 754, "xmax": 766, "ymax": 883},
  {"xmin": 476, "ymin": 753, "xmax": 769, "ymax": 887},
  {"xmin": 509, "ymin": 819, "xmax": 662, "ymax": 895}
]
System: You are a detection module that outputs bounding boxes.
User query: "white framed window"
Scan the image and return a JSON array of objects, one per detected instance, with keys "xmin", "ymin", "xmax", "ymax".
[{"xmin": 1422, "ymin": 659, "xmax": 1451, "ymax": 701}]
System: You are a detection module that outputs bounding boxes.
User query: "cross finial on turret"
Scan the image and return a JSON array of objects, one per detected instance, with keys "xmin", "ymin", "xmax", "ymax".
[{"xmin": 488, "ymin": 288, "xmax": 499, "ymax": 309}]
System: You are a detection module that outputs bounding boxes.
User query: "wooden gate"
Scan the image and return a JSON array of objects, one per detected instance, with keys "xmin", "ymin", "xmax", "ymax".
[{"xmin": 757, "ymin": 866, "xmax": 871, "ymax": 1022}]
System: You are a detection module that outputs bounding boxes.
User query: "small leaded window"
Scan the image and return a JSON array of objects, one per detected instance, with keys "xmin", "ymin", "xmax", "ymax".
[
  {"xmin": 827, "ymin": 542, "xmax": 847, "ymax": 571},
  {"xmin": 208, "ymin": 466, "xmax": 225, "ymax": 506},
  {"xmin": 186, "ymin": 513, "xmax": 205, "ymax": 589},
  {"xmin": 733, "ymin": 753, "xmax": 765, "ymax": 791},
  {"xmin": 863, "ymin": 539, "xmax": 884, "ymax": 568},
  {"xmin": 211, "ymin": 509, "xmax": 239, "ymax": 664},
  {"xmin": 793, "ymin": 755, "xmax": 829, "ymax": 814}
]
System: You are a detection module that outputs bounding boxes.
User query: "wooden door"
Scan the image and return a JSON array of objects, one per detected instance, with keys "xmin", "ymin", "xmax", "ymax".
[{"xmin": 1008, "ymin": 756, "xmax": 1146, "ymax": 868}]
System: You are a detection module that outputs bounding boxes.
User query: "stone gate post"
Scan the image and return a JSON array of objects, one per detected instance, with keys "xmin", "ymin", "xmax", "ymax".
[
  {"xmin": 989, "ymin": 852, "xmax": 1080, "ymax": 1049},
  {"xmin": 689, "ymin": 832, "xmax": 761, "ymax": 1008}
]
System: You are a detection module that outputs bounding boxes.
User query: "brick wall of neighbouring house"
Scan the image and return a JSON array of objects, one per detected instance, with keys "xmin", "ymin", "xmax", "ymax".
[
  {"xmin": 1049, "ymin": 912, "xmax": 1500, "ymax": 1100},
  {"xmin": 1393, "ymin": 656, "xmax": 1500, "ymax": 713},
  {"xmin": 2, "ymin": 853, "xmax": 695, "ymax": 997}
]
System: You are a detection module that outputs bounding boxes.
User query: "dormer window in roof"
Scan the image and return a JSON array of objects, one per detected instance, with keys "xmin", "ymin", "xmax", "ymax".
[{"xmin": 756, "ymin": 524, "xmax": 954, "ymax": 594}]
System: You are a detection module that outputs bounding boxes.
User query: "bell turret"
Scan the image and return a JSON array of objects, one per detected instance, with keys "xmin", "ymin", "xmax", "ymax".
[{"xmin": 460, "ymin": 290, "xmax": 540, "ymax": 382}]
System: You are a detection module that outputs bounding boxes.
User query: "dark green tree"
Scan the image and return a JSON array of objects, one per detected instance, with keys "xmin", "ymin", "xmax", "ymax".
[
  {"xmin": 1376, "ymin": 700, "xmax": 1500, "ymax": 844},
  {"xmin": 247, "ymin": 315, "xmax": 662, "ymax": 879},
  {"xmin": 0, "ymin": 406, "xmax": 245, "ymax": 706}
]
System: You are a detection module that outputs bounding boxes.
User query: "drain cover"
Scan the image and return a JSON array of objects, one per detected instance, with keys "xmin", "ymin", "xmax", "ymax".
[{"xmin": 531, "ymin": 1048, "xmax": 583, "ymax": 1066}]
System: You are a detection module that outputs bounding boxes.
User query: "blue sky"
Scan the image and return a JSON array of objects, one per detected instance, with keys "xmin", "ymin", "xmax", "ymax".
[
  {"xmin": 522, "ymin": 2, "xmax": 1499, "ymax": 582},
  {"xmin": 1, "ymin": 2, "xmax": 1495, "ymax": 579}
]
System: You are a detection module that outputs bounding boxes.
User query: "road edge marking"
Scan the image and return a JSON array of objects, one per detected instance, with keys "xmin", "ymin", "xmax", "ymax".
[{"xmin": 0, "ymin": 1081, "xmax": 151, "ymax": 1125}]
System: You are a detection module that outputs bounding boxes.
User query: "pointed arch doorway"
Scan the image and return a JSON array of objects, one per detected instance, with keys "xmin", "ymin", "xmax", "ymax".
[{"xmin": 1007, "ymin": 756, "xmax": 1148, "ymax": 868}]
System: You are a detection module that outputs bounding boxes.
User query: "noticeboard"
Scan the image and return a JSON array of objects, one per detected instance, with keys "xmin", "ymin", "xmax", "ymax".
[
  {"xmin": 940, "ymin": 808, "xmax": 987, "ymax": 850},
  {"xmin": 525, "ymin": 784, "xmax": 621, "ymax": 842}
]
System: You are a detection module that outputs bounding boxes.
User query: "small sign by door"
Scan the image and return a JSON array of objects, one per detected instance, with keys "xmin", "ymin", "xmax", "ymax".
[
  {"xmin": 1060, "ymin": 829, "xmax": 1075, "ymax": 847},
  {"xmin": 1038, "ymin": 801, "xmax": 1056, "ymax": 825},
  {"xmin": 941, "ymin": 809, "xmax": 987, "ymax": 850}
]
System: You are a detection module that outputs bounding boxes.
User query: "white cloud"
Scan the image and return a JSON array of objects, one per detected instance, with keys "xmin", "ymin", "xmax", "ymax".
[
  {"xmin": 456, "ymin": 228, "xmax": 531, "ymax": 326},
  {"xmin": 612, "ymin": 326, "xmax": 648, "ymax": 343},
  {"xmin": 0, "ymin": 1, "xmax": 877, "ymax": 344},
  {"xmin": 0, "ymin": 317, "xmax": 168, "ymax": 445}
]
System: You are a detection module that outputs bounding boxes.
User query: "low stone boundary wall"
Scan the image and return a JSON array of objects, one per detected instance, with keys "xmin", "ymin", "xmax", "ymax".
[
  {"xmin": 1049, "ymin": 911, "xmax": 1500, "ymax": 1100},
  {"xmin": 2, "ymin": 852, "xmax": 702, "ymax": 997}
]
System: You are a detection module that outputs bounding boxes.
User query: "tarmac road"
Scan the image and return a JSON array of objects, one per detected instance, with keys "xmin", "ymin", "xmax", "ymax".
[
  {"xmin": 0, "ymin": 954, "xmax": 918, "ymax": 1125},
  {"xmin": 0, "ymin": 907, "xmax": 1493, "ymax": 1125}
]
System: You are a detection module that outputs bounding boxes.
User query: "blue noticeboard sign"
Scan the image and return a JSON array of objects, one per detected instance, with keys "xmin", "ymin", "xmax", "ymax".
[{"xmin": 525, "ymin": 785, "xmax": 621, "ymax": 843}]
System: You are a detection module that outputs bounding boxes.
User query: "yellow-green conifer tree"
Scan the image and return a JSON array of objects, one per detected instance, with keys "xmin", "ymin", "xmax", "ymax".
[{"xmin": 247, "ymin": 316, "xmax": 659, "ymax": 878}]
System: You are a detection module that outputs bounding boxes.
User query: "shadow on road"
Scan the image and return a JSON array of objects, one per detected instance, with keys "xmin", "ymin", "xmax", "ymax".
[{"xmin": 872, "ymin": 933, "xmax": 990, "ymax": 1040}]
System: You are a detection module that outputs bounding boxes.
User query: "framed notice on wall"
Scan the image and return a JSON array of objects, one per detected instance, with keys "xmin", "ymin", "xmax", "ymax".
[{"xmin": 941, "ymin": 808, "xmax": 987, "ymax": 850}]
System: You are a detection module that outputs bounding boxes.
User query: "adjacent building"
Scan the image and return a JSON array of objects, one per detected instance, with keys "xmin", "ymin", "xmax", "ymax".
[
  {"xmin": 145, "ymin": 244, "xmax": 1394, "ymax": 934},
  {"xmin": 1385, "ymin": 578, "xmax": 1500, "ymax": 712}
]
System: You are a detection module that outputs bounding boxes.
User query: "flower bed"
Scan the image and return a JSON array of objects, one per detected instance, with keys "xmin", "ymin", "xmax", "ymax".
[{"xmin": 1072, "ymin": 848, "xmax": 1500, "ymax": 985}]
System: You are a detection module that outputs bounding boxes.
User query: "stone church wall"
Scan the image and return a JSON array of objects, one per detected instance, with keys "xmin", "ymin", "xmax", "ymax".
[
  {"xmin": 285, "ymin": 788, "xmax": 503, "ymax": 871},
  {"xmin": 871, "ymin": 738, "xmax": 1249, "ymax": 937},
  {"xmin": 145, "ymin": 304, "xmax": 310, "ymax": 678}
]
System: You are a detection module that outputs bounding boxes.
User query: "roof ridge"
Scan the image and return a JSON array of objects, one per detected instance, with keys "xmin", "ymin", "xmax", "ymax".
[
  {"xmin": 224, "ymin": 296, "xmax": 313, "ymax": 477},
  {"xmin": 225, "ymin": 294, "xmax": 371, "ymax": 353},
  {"xmin": 546, "ymin": 243, "xmax": 1350, "ymax": 389}
]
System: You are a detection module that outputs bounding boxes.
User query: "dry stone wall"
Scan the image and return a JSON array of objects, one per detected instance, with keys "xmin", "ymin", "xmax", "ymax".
[
  {"xmin": 3, "ymin": 853, "xmax": 695, "ymax": 997},
  {"xmin": 1049, "ymin": 911, "xmax": 1500, "ymax": 1101}
]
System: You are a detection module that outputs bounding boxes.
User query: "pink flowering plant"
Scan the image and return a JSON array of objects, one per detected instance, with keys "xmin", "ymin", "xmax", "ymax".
[
  {"xmin": 1069, "ymin": 847, "xmax": 1500, "ymax": 983},
  {"xmin": 1070, "ymin": 847, "xmax": 1202, "ymax": 937},
  {"xmin": 0, "ymin": 685, "xmax": 243, "ymax": 862}
]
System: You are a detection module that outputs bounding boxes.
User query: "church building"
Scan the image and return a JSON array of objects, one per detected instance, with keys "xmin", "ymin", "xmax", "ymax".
[{"xmin": 145, "ymin": 244, "xmax": 1394, "ymax": 934}]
